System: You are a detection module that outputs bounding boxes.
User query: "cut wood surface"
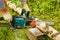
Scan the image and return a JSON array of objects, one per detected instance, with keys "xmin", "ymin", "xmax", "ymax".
[
  {"xmin": 26, "ymin": 28, "xmax": 44, "ymax": 40},
  {"xmin": 36, "ymin": 20, "xmax": 60, "ymax": 40}
]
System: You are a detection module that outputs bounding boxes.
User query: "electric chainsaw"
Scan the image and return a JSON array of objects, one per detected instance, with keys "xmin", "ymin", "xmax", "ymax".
[{"xmin": 0, "ymin": 9, "xmax": 36, "ymax": 28}]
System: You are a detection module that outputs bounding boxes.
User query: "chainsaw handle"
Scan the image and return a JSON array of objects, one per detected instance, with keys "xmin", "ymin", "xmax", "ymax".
[
  {"xmin": 26, "ymin": 11, "xmax": 30, "ymax": 18},
  {"xmin": 21, "ymin": 9, "xmax": 30, "ymax": 18}
]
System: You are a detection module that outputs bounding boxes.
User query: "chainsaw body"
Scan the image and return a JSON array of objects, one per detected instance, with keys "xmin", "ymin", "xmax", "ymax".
[
  {"xmin": 10, "ymin": 16, "xmax": 26, "ymax": 28},
  {"xmin": 0, "ymin": 9, "xmax": 36, "ymax": 28}
]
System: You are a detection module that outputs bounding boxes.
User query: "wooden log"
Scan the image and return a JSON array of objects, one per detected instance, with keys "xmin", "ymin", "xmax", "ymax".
[
  {"xmin": 7, "ymin": 1, "xmax": 22, "ymax": 15},
  {"xmin": 26, "ymin": 28, "xmax": 44, "ymax": 40},
  {"xmin": 2, "ymin": 12, "xmax": 12, "ymax": 21},
  {"xmin": 35, "ymin": 19, "xmax": 60, "ymax": 40},
  {"xmin": 16, "ymin": 7, "xmax": 22, "ymax": 14}
]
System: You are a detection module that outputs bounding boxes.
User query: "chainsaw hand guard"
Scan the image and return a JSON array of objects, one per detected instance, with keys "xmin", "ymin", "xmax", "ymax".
[{"xmin": 21, "ymin": 9, "xmax": 30, "ymax": 18}]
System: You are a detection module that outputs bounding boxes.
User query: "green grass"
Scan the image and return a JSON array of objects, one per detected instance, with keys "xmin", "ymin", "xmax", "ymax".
[
  {"xmin": 0, "ymin": 27, "xmax": 52, "ymax": 40},
  {"xmin": 0, "ymin": 27, "xmax": 29, "ymax": 40}
]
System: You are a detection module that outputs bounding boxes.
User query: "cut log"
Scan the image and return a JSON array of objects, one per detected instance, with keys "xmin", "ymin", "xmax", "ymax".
[
  {"xmin": 2, "ymin": 12, "xmax": 12, "ymax": 21},
  {"xmin": 16, "ymin": 7, "xmax": 22, "ymax": 14},
  {"xmin": 26, "ymin": 28, "xmax": 44, "ymax": 40},
  {"xmin": 36, "ymin": 20, "xmax": 60, "ymax": 40},
  {"xmin": 7, "ymin": 1, "xmax": 22, "ymax": 15}
]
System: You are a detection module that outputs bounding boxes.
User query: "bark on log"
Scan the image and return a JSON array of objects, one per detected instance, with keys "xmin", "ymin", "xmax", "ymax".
[
  {"xmin": 36, "ymin": 20, "xmax": 60, "ymax": 40},
  {"xmin": 7, "ymin": 1, "xmax": 22, "ymax": 15},
  {"xmin": 26, "ymin": 28, "xmax": 44, "ymax": 40}
]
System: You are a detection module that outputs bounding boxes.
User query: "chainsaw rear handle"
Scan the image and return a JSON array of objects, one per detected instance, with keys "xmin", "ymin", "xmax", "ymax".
[
  {"xmin": 26, "ymin": 11, "xmax": 30, "ymax": 18},
  {"xmin": 21, "ymin": 9, "xmax": 30, "ymax": 18}
]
